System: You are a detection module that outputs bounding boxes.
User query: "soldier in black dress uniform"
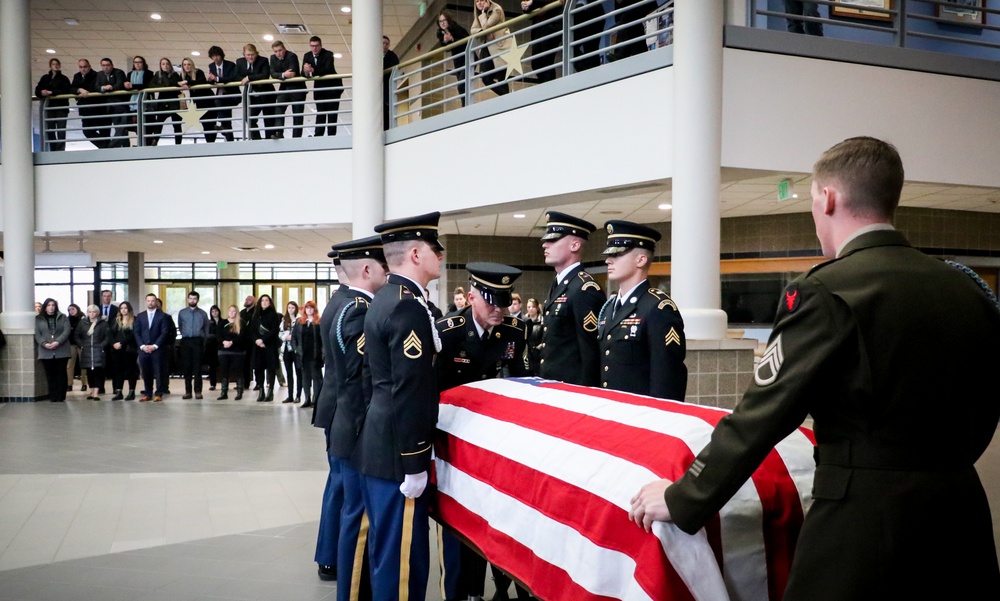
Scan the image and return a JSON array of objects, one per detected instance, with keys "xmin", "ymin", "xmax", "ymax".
[
  {"xmin": 631, "ymin": 137, "xmax": 1000, "ymax": 600},
  {"xmin": 355, "ymin": 212, "xmax": 444, "ymax": 601},
  {"xmin": 598, "ymin": 220, "xmax": 686, "ymax": 401},
  {"xmin": 539, "ymin": 211, "xmax": 606, "ymax": 386},
  {"xmin": 324, "ymin": 236, "xmax": 387, "ymax": 600},
  {"xmin": 435, "ymin": 262, "xmax": 529, "ymax": 601},
  {"xmin": 312, "ymin": 249, "xmax": 353, "ymax": 581}
]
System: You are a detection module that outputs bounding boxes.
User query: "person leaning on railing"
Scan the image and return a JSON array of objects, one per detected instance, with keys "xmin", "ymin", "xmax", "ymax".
[
  {"xmin": 471, "ymin": 0, "xmax": 511, "ymax": 96},
  {"xmin": 571, "ymin": 0, "xmax": 607, "ymax": 72},
  {"xmin": 71, "ymin": 59, "xmax": 110, "ymax": 149},
  {"xmin": 178, "ymin": 57, "xmax": 217, "ymax": 143},
  {"xmin": 206, "ymin": 46, "xmax": 239, "ymax": 142},
  {"xmin": 115, "ymin": 56, "xmax": 148, "ymax": 147},
  {"xmin": 521, "ymin": 0, "xmax": 562, "ymax": 83},
  {"xmin": 611, "ymin": 0, "xmax": 655, "ymax": 61},
  {"xmin": 302, "ymin": 36, "xmax": 343, "ymax": 137},
  {"xmin": 436, "ymin": 11, "xmax": 471, "ymax": 105},
  {"xmin": 149, "ymin": 57, "xmax": 183, "ymax": 146},
  {"xmin": 269, "ymin": 40, "xmax": 307, "ymax": 140},
  {"xmin": 234, "ymin": 43, "xmax": 274, "ymax": 141},
  {"xmin": 35, "ymin": 57, "xmax": 72, "ymax": 151}
]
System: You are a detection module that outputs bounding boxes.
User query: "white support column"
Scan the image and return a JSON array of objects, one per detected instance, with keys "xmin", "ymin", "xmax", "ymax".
[
  {"xmin": 670, "ymin": 0, "xmax": 728, "ymax": 340},
  {"xmin": 351, "ymin": 0, "xmax": 385, "ymax": 237},
  {"xmin": 0, "ymin": 0, "xmax": 37, "ymax": 334}
]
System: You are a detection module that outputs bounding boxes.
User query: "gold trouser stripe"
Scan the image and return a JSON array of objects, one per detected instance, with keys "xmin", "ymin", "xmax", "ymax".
[
  {"xmin": 398, "ymin": 497, "xmax": 416, "ymax": 601},
  {"xmin": 436, "ymin": 523, "xmax": 446, "ymax": 599},
  {"xmin": 350, "ymin": 512, "xmax": 370, "ymax": 601}
]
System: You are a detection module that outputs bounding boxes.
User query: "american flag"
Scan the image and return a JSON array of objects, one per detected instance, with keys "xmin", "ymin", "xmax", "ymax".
[{"xmin": 434, "ymin": 378, "xmax": 816, "ymax": 601}]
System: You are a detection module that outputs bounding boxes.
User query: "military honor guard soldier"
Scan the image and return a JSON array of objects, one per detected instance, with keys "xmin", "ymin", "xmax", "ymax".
[
  {"xmin": 599, "ymin": 221, "xmax": 687, "ymax": 401},
  {"xmin": 326, "ymin": 236, "xmax": 389, "ymax": 601},
  {"xmin": 312, "ymin": 249, "xmax": 353, "ymax": 582},
  {"xmin": 539, "ymin": 211, "xmax": 606, "ymax": 386},
  {"xmin": 435, "ymin": 262, "xmax": 530, "ymax": 601},
  {"xmin": 355, "ymin": 212, "xmax": 444, "ymax": 601}
]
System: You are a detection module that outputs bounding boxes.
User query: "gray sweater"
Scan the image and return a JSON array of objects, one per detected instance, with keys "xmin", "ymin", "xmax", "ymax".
[{"xmin": 34, "ymin": 313, "xmax": 71, "ymax": 359}]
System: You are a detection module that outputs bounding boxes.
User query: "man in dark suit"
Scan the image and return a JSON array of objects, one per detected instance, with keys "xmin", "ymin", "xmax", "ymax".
[
  {"xmin": 356, "ymin": 212, "xmax": 443, "ymax": 601},
  {"xmin": 311, "ymin": 250, "xmax": 355, "ymax": 582},
  {"xmin": 436, "ymin": 262, "xmax": 529, "ymax": 601},
  {"xmin": 539, "ymin": 211, "xmax": 605, "ymax": 386},
  {"xmin": 206, "ymin": 45, "xmax": 238, "ymax": 142},
  {"xmin": 134, "ymin": 293, "xmax": 170, "ymax": 402},
  {"xmin": 631, "ymin": 137, "xmax": 1000, "ymax": 599},
  {"xmin": 268, "ymin": 40, "xmax": 307, "ymax": 139},
  {"xmin": 302, "ymin": 36, "xmax": 343, "ymax": 136},
  {"xmin": 95, "ymin": 57, "xmax": 129, "ymax": 147},
  {"xmin": 598, "ymin": 220, "xmax": 686, "ymax": 401},
  {"xmin": 234, "ymin": 44, "xmax": 274, "ymax": 140},
  {"xmin": 324, "ymin": 237, "xmax": 387, "ymax": 596},
  {"xmin": 98, "ymin": 289, "xmax": 119, "ymax": 322},
  {"xmin": 382, "ymin": 36, "xmax": 400, "ymax": 130},
  {"xmin": 72, "ymin": 59, "xmax": 110, "ymax": 149}
]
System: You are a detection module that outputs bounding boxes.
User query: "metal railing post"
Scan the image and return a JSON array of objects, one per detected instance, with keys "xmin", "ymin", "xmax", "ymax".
[
  {"xmin": 746, "ymin": 0, "xmax": 755, "ymax": 28},
  {"xmin": 563, "ymin": 0, "xmax": 574, "ymax": 76},
  {"xmin": 242, "ymin": 85, "xmax": 250, "ymax": 140},
  {"xmin": 897, "ymin": 0, "xmax": 907, "ymax": 48},
  {"xmin": 137, "ymin": 91, "xmax": 145, "ymax": 147},
  {"xmin": 389, "ymin": 65, "xmax": 399, "ymax": 129},
  {"xmin": 464, "ymin": 34, "xmax": 475, "ymax": 106},
  {"xmin": 38, "ymin": 98, "xmax": 48, "ymax": 151}
]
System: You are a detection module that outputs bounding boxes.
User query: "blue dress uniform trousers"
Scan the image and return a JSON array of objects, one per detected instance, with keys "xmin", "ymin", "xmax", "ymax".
[
  {"xmin": 315, "ymin": 428, "xmax": 342, "ymax": 567},
  {"xmin": 361, "ymin": 473, "xmax": 429, "ymax": 601},
  {"xmin": 337, "ymin": 459, "xmax": 371, "ymax": 601}
]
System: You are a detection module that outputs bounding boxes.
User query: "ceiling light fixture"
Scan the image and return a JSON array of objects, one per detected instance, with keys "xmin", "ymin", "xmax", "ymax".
[
  {"xmin": 341, "ymin": 6, "xmax": 352, "ymax": 13},
  {"xmin": 150, "ymin": 13, "xmax": 162, "ymax": 20},
  {"xmin": 513, "ymin": 214, "xmax": 526, "ymax": 219},
  {"xmin": 65, "ymin": 18, "xmax": 79, "ymax": 26},
  {"xmin": 201, "ymin": 251, "xmax": 210, "ymax": 254},
  {"xmin": 153, "ymin": 240, "xmax": 164, "ymax": 244},
  {"xmin": 264, "ymin": 244, "xmax": 275, "ymax": 249},
  {"xmin": 333, "ymin": 52, "xmax": 342, "ymax": 58},
  {"xmin": 46, "ymin": 48, "xmax": 56, "ymax": 54},
  {"xmin": 263, "ymin": 34, "xmax": 274, "ymax": 41},
  {"xmin": 191, "ymin": 51, "xmax": 200, "ymax": 56},
  {"xmin": 658, "ymin": 203, "xmax": 672, "ymax": 210}
]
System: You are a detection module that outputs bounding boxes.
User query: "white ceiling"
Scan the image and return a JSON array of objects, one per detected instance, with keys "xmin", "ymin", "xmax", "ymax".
[{"xmin": 28, "ymin": 0, "xmax": 421, "ymax": 82}]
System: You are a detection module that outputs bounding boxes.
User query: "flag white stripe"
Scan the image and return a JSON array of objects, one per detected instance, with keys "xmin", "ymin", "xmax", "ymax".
[
  {"xmin": 439, "ymin": 405, "xmax": 732, "ymax": 601},
  {"xmin": 438, "ymin": 460, "xmax": 657, "ymax": 601}
]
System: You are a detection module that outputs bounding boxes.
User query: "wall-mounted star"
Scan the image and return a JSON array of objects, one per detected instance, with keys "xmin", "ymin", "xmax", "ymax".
[
  {"xmin": 495, "ymin": 40, "xmax": 527, "ymax": 79},
  {"xmin": 179, "ymin": 98, "xmax": 208, "ymax": 134}
]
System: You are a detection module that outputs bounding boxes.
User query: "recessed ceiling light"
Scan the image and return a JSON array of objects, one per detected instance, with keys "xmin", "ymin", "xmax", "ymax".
[
  {"xmin": 191, "ymin": 51, "xmax": 200, "ymax": 56},
  {"xmin": 600, "ymin": 210, "xmax": 623, "ymax": 215},
  {"xmin": 658, "ymin": 203, "xmax": 672, "ymax": 210},
  {"xmin": 341, "ymin": 6, "xmax": 352, "ymax": 13},
  {"xmin": 264, "ymin": 244, "xmax": 275, "ymax": 249},
  {"xmin": 333, "ymin": 52, "xmax": 342, "ymax": 58},
  {"xmin": 153, "ymin": 240, "xmax": 164, "ymax": 244},
  {"xmin": 263, "ymin": 34, "xmax": 274, "ymax": 41},
  {"xmin": 46, "ymin": 48, "xmax": 56, "ymax": 54},
  {"xmin": 150, "ymin": 13, "xmax": 162, "ymax": 20},
  {"xmin": 513, "ymin": 213, "xmax": 526, "ymax": 219},
  {"xmin": 65, "ymin": 18, "xmax": 79, "ymax": 26},
  {"xmin": 201, "ymin": 251, "xmax": 210, "ymax": 255}
]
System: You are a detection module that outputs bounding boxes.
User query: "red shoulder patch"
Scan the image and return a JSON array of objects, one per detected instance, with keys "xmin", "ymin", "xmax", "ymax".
[{"xmin": 784, "ymin": 287, "xmax": 800, "ymax": 312}]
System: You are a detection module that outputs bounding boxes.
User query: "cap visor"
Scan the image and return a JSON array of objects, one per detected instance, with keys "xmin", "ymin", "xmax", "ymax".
[
  {"xmin": 541, "ymin": 232, "xmax": 563, "ymax": 241},
  {"xmin": 602, "ymin": 246, "xmax": 629, "ymax": 256}
]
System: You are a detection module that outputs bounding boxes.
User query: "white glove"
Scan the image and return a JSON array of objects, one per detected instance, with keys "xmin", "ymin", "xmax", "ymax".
[{"xmin": 399, "ymin": 472, "xmax": 428, "ymax": 499}]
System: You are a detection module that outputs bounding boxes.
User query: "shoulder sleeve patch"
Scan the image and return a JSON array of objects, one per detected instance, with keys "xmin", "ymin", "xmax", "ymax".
[{"xmin": 657, "ymin": 297, "xmax": 677, "ymax": 312}]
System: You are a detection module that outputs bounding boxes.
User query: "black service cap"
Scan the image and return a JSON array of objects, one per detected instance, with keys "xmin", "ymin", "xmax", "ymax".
[
  {"xmin": 602, "ymin": 220, "xmax": 661, "ymax": 255},
  {"xmin": 541, "ymin": 211, "xmax": 596, "ymax": 241},
  {"xmin": 467, "ymin": 262, "xmax": 522, "ymax": 308},
  {"xmin": 331, "ymin": 235, "xmax": 386, "ymax": 263},
  {"xmin": 374, "ymin": 211, "xmax": 444, "ymax": 252}
]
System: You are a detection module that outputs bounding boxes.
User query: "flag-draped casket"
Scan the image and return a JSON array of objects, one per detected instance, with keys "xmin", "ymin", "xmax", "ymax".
[{"xmin": 434, "ymin": 378, "xmax": 816, "ymax": 601}]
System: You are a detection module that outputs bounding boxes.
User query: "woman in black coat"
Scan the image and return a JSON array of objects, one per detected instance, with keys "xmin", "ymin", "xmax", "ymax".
[
  {"xmin": 124, "ymin": 55, "xmax": 155, "ymax": 143},
  {"xmin": 35, "ymin": 57, "xmax": 72, "ymax": 151},
  {"xmin": 436, "ymin": 11, "xmax": 471, "ymax": 105},
  {"xmin": 107, "ymin": 301, "xmax": 139, "ymax": 400},
  {"xmin": 205, "ymin": 304, "xmax": 224, "ymax": 390},
  {"xmin": 148, "ymin": 57, "xmax": 182, "ymax": 145},
  {"xmin": 217, "ymin": 305, "xmax": 249, "ymax": 400},
  {"xmin": 178, "ymin": 57, "xmax": 219, "ymax": 142},
  {"xmin": 77, "ymin": 305, "xmax": 111, "ymax": 400},
  {"xmin": 291, "ymin": 300, "xmax": 323, "ymax": 408},
  {"xmin": 249, "ymin": 294, "xmax": 282, "ymax": 402}
]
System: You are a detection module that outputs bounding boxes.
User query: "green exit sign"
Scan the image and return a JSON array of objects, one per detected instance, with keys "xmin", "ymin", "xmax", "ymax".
[
  {"xmin": 419, "ymin": 2, "xmax": 426, "ymax": 17},
  {"xmin": 217, "ymin": 261, "xmax": 228, "ymax": 269},
  {"xmin": 777, "ymin": 180, "xmax": 798, "ymax": 202}
]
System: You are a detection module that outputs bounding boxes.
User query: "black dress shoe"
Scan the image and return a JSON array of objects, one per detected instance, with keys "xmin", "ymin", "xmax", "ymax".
[
  {"xmin": 182, "ymin": 394, "xmax": 193, "ymax": 400},
  {"xmin": 125, "ymin": 390, "xmax": 135, "ymax": 401},
  {"xmin": 317, "ymin": 564, "xmax": 336, "ymax": 581},
  {"xmin": 300, "ymin": 401, "xmax": 314, "ymax": 409},
  {"xmin": 112, "ymin": 392, "xmax": 124, "ymax": 401}
]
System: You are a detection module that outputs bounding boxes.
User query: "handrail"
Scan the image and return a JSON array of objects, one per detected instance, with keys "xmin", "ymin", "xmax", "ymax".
[{"xmin": 44, "ymin": 72, "xmax": 351, "ymax": 102}]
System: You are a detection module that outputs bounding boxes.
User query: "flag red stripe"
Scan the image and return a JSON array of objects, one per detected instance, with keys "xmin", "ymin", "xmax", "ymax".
[{"xmin": 437, "ymin": 439, "xmax": 698, "ymax": 601}]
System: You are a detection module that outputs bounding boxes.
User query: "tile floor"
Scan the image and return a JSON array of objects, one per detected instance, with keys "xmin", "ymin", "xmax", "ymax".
[
  {"xmin": 0, "ymin": 387, "xmax": 463, "ymax": 601},
  {"xmin": 1, "ymin": 385, "xmax": 998, "ymax": 600}
]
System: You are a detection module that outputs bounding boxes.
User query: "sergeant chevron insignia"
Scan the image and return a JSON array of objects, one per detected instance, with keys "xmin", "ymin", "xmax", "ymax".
[
  {"xmin": 583, "ymin": 311, "xmax": 598, "ymax": 332},
  {"xmin": 664, "ymin": 327, "xmax": 681, "ymax": 347},
  {"xmin": 403, "ymin": 331, "xmax": 423, "ymax": 359},
  {"xmin": 356, "ymin": 333, "xmax": 365, "ymax": 355},
  {"xmin": 754, "ymin": 333, "xmax": 784, "ymax": 386}
]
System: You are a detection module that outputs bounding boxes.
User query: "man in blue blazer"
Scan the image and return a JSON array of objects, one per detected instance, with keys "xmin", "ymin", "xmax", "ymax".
[{"xmin": 134, "ymin": 293, "xmax": 170, "ymax": 401}]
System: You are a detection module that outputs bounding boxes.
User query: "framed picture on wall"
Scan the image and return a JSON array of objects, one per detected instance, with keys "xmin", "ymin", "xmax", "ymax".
[
  {"xmin": 937, "ymin": 0, "xmax": 987, "ymax": 26},
  {"xmin": 831, "ymin": 0, "xmax": 894, "ymax": 22}
]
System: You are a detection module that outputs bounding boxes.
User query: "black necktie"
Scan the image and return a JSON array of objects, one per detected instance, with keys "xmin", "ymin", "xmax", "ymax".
[
  {"xmin": 482, "ymin": 329, "xmax": 490, "ymax": 342},
  {"xmin": 612, "ymin": 298, "xmax": 622, "ymax": 319}
]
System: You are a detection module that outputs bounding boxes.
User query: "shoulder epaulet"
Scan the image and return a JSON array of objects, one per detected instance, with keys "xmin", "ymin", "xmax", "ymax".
[
  {"xmin": 398, "ymin": 285, "xmax": 415, "ymax": 300},
  {"xmin": 436, "ymin": 315, "xmax": 466, "ymax": 331},
  {"xmin": 578, "ymin": 270, "xmax": 602, "ymax": 292},
  {"xmin": 649, "ymin": 288, "xmax": 678, "ymax": 312},
  {"xmin": 501, "ymin": 315, "xmax": 525, "ymax": 329},
  {"xmin": 353, "ymin": 296, "xmax": 370, "ymax": 308}
]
